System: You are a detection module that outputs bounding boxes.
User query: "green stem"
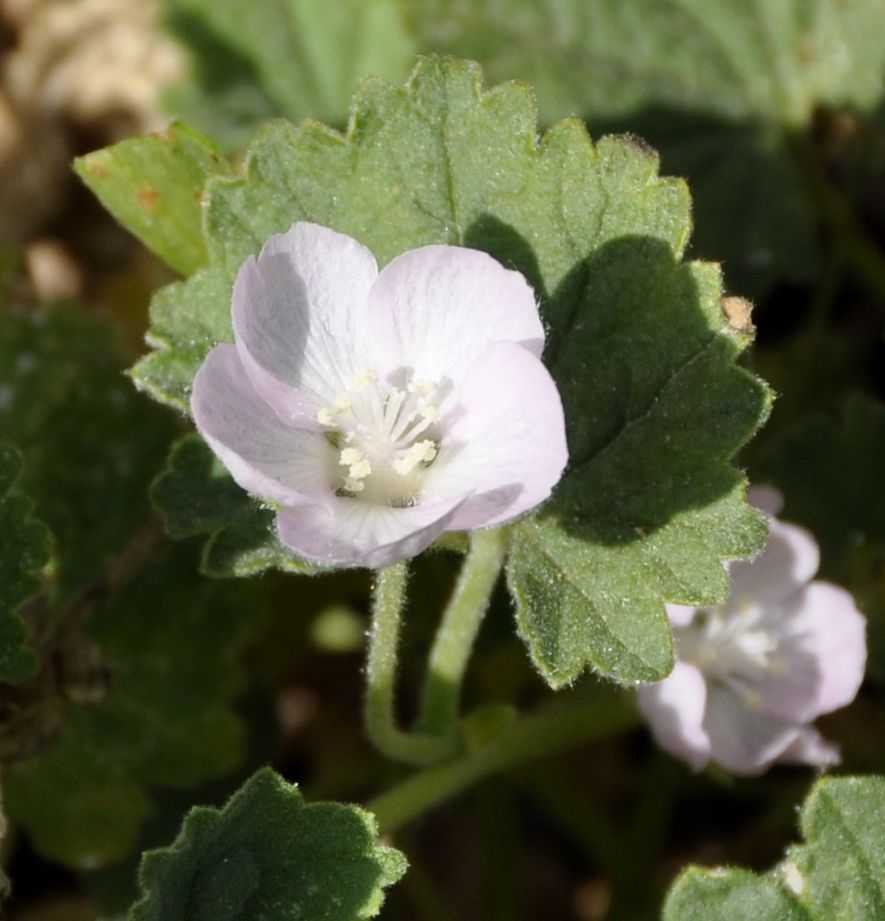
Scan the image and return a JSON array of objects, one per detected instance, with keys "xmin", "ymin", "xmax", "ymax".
[
  {"xmin": 369, "ymin": 693, "xmax": 639, "ymax": 834},
  {"xmin": 417, "ymin": 529, "xmax": 508, "ymax": 735},
  {"xmin": 364, "ymin": 562, "xmax": 453, "ymax": 765}
]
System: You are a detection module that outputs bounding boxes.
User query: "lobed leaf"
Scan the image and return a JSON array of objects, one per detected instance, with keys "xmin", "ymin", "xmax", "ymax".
[
  {"xmin": 128, "ymin": 767, "xmax": 407, "ymax": 921},
  {"xmin": 663, "ymin": 776, "xmax": 885, "ymax": 921},
  {"xmin": 124, "ymin": 58, "xmax": 768, "ymax": 678},
  {"xmin": 0, "ymin": 443, "xmax": 50, "ymax": 683}
]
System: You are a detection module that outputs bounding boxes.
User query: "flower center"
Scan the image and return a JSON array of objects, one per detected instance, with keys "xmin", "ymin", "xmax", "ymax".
[
  {"xmin": 315, "ymin": 368, "xmax": 443, "ymax": 506},
  {"xmin": 677, "ymin": 601, "xmax": 782, "ymax": 708}
]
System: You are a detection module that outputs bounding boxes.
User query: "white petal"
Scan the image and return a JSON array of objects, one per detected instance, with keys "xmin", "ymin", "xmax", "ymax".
[
  {"xmin": 424, "ymin": 341, "xmax": 568, "ymax": 530},
  {"xmin": 191, "ymin": 344, "xmax": 335, "ymax": 505},
  {"xmin": 776, "ymin": 726, "xmax": 840, "ymax": 769},
  {"xmin": 276, "ymin": 494, "xmax": 468, "ymax": 569},
  {"xmin": 637, "ymin": 662, "xmax": 711, "ymax": 771},
  {"xmin": 748, "ymin": 485, "xmax": 784, "ymax": 516},
  {"xmin": 233, "ymin": 222, "xmax": 379, "ymax": 423},
  {"xmin": 754, "ymin": 581, "xmax": 866, "ymax": 722},
  {"xmin": 728, "ymin": 517, "xmax": 820, "ymax": 607},
  {"xmin": 666, "ymin": 604, "xmax": 698, "ymax": 629},
  {"xmin": 368, "ymin": 245, "xmax": 544, "ymax": 385},
  {"xmin": 703, "ymin": 685, "xmax": 801, "ymax": 775}
]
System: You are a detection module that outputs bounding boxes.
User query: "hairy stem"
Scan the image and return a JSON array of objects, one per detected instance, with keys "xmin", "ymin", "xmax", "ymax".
[
  {"xmin": 417, "ymin": 528, "xmax": 508, "ymax": 735},
  {"xmin": 364, "ymin": 561, "xmax": 455, "ymax": 765},
  {"xmin": 369, "ymin": 692, "xmax": 639, "ymax": 834}
]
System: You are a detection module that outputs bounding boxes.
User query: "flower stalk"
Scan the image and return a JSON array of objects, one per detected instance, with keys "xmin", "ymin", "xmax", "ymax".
[{"xmin": 417, "ymin": 528, "xmax": 509, "ymax": 736}]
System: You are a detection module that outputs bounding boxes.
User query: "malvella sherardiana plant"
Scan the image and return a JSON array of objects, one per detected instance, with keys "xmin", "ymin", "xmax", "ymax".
[
  {"xmin": 190, "ymin": 222, "xmax": 568, "ymax": 568},
  {"xmin": 637, "ymin": 487, "xmax": 867, "ymax": 776}
]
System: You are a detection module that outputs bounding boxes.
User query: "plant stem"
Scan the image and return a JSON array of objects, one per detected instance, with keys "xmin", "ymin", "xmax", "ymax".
[
  {"xmin": 369, "ymin": 692, "xmax": 639, "ymax": 834},
  {"xmin": 417, "ymin": 529, "xmax": 508, "ymax": 735},
  {"xmin": 364, "ymin": 561, "xmax": 454, "ymax": 765}
]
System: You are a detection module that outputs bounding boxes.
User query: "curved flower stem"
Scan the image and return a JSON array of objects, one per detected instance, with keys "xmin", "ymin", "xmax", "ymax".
[
  {"xmin": 417, "ymin": 528, "xmax": 509, "ymax": 736},
  {"xmin": 364, "ymin": 561, "xmax": 455, "ymax": 766},
  {"xmin": 369, "ymin": 692, "xmax": 639, "ymax": 834}
]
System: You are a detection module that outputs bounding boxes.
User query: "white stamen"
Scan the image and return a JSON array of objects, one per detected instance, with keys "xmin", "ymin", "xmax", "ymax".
[
  {"xmin": 317, "ymin": 407, "xmax": 335, "ymax": 426},
  {"xmin": 333, "ymin": 393, "xmax": 352, "ymax": 411},
  {"xmin": 349, "ymin": 369, "xmax": 378, "ymax": 390},
  {"xmin": 339, "ymin": 447, "xmax": 365, "ymax": 467},
  {"xmin": 408, "ymin": 379, "xmax": 434, "ymax": 396},
  {"xmin": 419, "ymin": 404, "xmax": 440, "ymax": 423}
]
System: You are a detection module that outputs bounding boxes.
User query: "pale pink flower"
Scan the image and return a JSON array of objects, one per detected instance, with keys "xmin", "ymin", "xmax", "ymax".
[
  {"xmin": 637, "ymin": 487, "xmax": 867, "ymax": 775},
  {"xmin": 191, "ymin": 222, "xmax": 568, "ymax": 568}
]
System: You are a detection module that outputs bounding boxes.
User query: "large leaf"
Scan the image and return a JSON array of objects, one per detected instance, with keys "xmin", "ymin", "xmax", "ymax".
[
  {"xmin": 111, "ymin": 58, "xmax": 768, "ymax": 678},
  {"xmin": 129, "ymin": 767, "xmax": 406, "ymax": 921},
  {"xmin": 75, "ymin": 123, "xmax": 232, "ymax": 276},
  {"xmin": 663, "ymin": 776, "xmax": 885, "ymax": 921},
  {"xmin": 0, "ymin": 443, "xmax": 50, "ymax": 683},
  {"xmin": 403, "ymin": 0, "xmax": 885, "ymax": 295},
  {"xmin": 163, "ymin": 0, "xmax": 417, "ymax": 149},
  {"xmin": 0, "ymin": 305, "xmax": 175, "ymax": 601},
  {"xmin": 3, "ymin": 547, "xmax": 256, "ymax": 868}
]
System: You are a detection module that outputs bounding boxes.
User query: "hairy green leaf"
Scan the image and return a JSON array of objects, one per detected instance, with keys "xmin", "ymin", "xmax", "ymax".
[
  {"xmin": 0, "ymin": 305, "xmax": 175, "ymax": 601},
  {"xmin": 663, "ymin": 776, "xmax": 885, "ymax": 921},
  {"xmin": 75, "ymin": 123, "xmax": 232, "ymax": 275},
  {"xmin": 129, "ymin": 767, "xmax": 406, "ymax": 921},
  {"xmin": 164, "ymin": 0, "xmax": 417, "ymax": 148},
  {"xmin": 0, "ymin": 443, "xmax": 50, "ymax": 683},
  {"xmin": 3, "ymin": 548, "xmax": 256, "ymax": 868},
  {"xmin": 125, "ymin": 57, "xmax": 769, "ymax": 678}
]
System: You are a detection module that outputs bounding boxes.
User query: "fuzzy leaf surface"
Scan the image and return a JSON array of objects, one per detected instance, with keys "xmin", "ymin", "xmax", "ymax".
[
  {"xmin": 129, "ymin": 58, "xmax": 768, "ymax": 677},
  {"xmin": 663, "ymin": 776, "xmax": 885, "ymax": 921},
  {"xmin": 128, "ymin": 767, "xmax": 406, "ymax": 921},
  {"xmin": 0, "ymin": 306, "xmax": 175, "ymax": 600},
  {"xmin": 404, "ymin": 0, "xmax": 885, "ymax": 295},
  {"xmin": 164, "ymin": 0, "xmax": 416, "ymax": 148},
  {"xmin": 0, "ymin": 444, "xmax": 50, "ymax": 683},
  {"xmin": 75, "ymin": 123, "xmax": 232, "ymax": 275},
  {"xmin": 3, "ymin": 548, "xmax": 255, "ymax": 868}
]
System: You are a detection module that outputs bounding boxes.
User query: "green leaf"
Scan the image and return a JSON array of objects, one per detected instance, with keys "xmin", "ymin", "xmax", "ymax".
[
  {"xmin": 164, "ymin": 0, "xmax": 417, "ymax": 149},
  {"xmin": 126, "ymin": 58, "xmax": 769, "ymax": 673},
  {"xmin": 0, "ymin": 443, "xmax": 50, "ymax": 683},
  {"xmin": 403, "ymin": 0, "xmax": 885, "ymax": 295},
  {"xmin": 75, "ymin": 123, "xmax": 232, "ymax": 275},
  {"xmin": 151, "ymin": 435, "xmax": 316, "ymax": 577},
  {"xmin": 0, "ymin": 305, "xmax": 175, "ymax": 600},
  {"xmin": 129, "ymin": 767, "xmax": 407, "ymax": 921},
  {"xmin": 663, "ymin": 776, "xmax": 885, "ymax": 921},
  {"xmin": 3, "ymin": 547, "xmax": 256, "ymax": 868},
  {"xmin": 664, "ymin": 868, "xmax": 808, "ymax": 921}
]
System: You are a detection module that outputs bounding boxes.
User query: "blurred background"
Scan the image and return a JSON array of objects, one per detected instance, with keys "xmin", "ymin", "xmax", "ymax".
[{"xmin": 1, "ymin": 1, "xmax": 883, "ymax": 918}]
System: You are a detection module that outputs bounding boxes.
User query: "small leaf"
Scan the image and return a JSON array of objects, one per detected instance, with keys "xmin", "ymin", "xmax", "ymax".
[
  {"xmin": 75, "ymin": 123, "xmax": 232, "ymax": 275},
  {"xmin": 163, "ymin": 0, "xmax": 417, "ymax": 149},
  {"xmin": 0, "ymin": 305, "xmax": 175, "ymax": 600},
  {"xmin": 0, "ymin": 443, "xmax": 50, "ymax": 683},
  {"xmin": 129, "ymin": 767, "xmax": 407, "ymax": 921},
  {"xmin": 151, "ymin": 435, "xmax": 316, "ymax": 577},
  {"xmin": 3, "ymin": 547, "xmax": 256, "ymax": 868},
  {"xmin": 662, "ymin": 776, "xmax": 885, "ymax": 921}
]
